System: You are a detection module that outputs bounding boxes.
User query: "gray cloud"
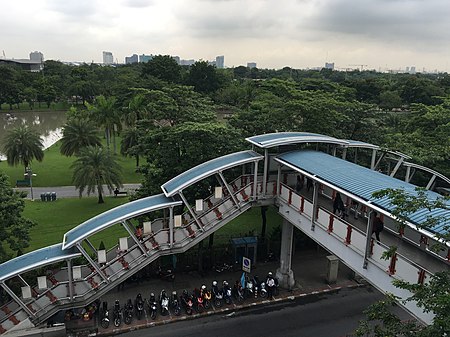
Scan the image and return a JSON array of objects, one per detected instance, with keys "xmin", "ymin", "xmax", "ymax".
[{"xmin": 122, "ymin": 0, "xmax": 154, "ymax": 8}]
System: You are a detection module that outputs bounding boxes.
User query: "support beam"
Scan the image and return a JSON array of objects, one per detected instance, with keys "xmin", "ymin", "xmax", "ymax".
[
  {"xmin": 370, "ymin": 149, "xmax": 377, "ymax": 170},
  {"xmin": 311, "ymin": 181, "xmax": 319, "ymax": 230},
  {"xmin": 1, "ymin": 281, "xmax": 35, "ymax": 317},
  {"xmin": 332, "ymin": 147, "xmax": 337, "ymax": 157},
  {"xmin": 218, "ymin": 172, "xmax": 240, "ymax": 208},
  {"xmin": 389, "ymin": 157, "xmax": 404, "ymax": 177},
  {"xmin": 169, "ymin": 207, "xmax": 174, "ymax": 248},
  {"xmin": 354, "ymin": 148, "xmax": 358, "ymax": 164},
  {"xmin": 122, "ymin": 221, "xmax": 148, "ymax": 255},
  {"xmin": 341, "ymin": 148, "xmax": 347, "ymax": 160},
  {"xmin": 426, "ymin": 175, "xmax": 437, "ymax": 190},
  {"xmin": 276, "ymin": 164, "xmax": 281, "ymax": 196},
  {"xmin": 262, "ymin": 149, "xmax": 268, "ymax": 196},
  {"xmin": 276, "ymin": 219, "xmax": 295, "ymax": 289},
  {"xmin": 374, "ymin": 152, "xmax": 387, "ymax": 171},
  {"xmin": 363, "ymin": 211, "xmax": 375, "ymax": 269},
  {"xmin": 76, "ymin": 243, "xmax": 109, "ymax": 283},
  {"xmin": 405, "ymin": 165, "xmax": 411, "ymax": 182},
  {"xmin": 252, "ymin": 161, "xmax": 258, "ymax": 199},
  {"xmin": 85, "ymin": 239, "xmax": 97, "ymax": 255},
  {"xmin": 179, "ymin": 191, "xmax": 204, "ymax": 232},
  {"xmin": 17, "ymin": 275, "xmax": 29, "ymax": 288},
  {"xmin": 67, "ymin": 259, "xmax": 74, "ymax": 301}
]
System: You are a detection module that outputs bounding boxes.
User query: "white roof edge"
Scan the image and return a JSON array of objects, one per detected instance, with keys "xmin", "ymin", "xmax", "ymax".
[{"xmin": 403, "ymin": 162, "xmax": 450, "ymax": 184}]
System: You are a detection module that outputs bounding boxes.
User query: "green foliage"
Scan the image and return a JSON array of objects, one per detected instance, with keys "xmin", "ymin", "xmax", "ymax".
[
  {"xmin": 2, "ymin": 125, "xmax": 44, "ymax": 171},
  {"xmin": 141, "ymin": 55, "xmax": 182, "ymax": 84},
  {"xmin": 0, "ymin": 172, "xmax": 35, "ymax": 262},
  {"xmin": 60, "ymin": 118, "xmax": 102, "ymax": 156},
  {"xmin": 71, "ymin": 146, "xmax": 123, "ymax": 203},
  {"xmin": 187, "ymin": 61, "xmax": 222, "ymax": 93}
]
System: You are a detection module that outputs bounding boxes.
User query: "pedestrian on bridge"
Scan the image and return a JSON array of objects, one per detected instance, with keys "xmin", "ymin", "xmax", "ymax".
[{"xmin": 372, "ymin": 211, "xmax": 384, "ymax": 242}]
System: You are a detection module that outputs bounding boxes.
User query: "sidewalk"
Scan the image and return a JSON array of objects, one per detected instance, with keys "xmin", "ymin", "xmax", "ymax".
[
  {"xmin": 90, "ymin": 248, "xmax": 364, "ymax": 336},
  {"xmin": 14, "ymin": 184, "xmax": 141, "ymax": 199}
]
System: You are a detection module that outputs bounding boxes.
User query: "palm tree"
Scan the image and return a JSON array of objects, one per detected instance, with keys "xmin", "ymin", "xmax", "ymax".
[
  {"xmin": 120, "ymin": 127, "xmax": 140, "ymax": 167},
  {"xmin": 71, "ymin": 146, "xmax": 123, "ymax": 203},
  {"xmin": 60, "ymin": 118, "xmax": 102, "ymax": 156},
  {"xmin": 2, "ymin": 125, "xmax": 44, "ymax": 172},
  {"xmin": 87, "ymin": 95, "xmax": 120, "ymax": 153}
]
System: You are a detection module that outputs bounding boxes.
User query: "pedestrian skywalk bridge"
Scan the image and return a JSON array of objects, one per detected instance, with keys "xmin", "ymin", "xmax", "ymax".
[{"xmin": 1, "ymin": 133, "xmax": 448, "ymax": 335}]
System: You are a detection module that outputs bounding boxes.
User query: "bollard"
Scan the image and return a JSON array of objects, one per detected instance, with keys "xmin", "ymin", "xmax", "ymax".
[{"xmin": 51, "ymin": 192, "xmax": 56, "ymax": 201}]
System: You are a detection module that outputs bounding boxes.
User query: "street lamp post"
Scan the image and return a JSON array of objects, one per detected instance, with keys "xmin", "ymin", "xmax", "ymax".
[{"xmin": 25, "ymin": 168, "xmax": 37, "ymax": 200}]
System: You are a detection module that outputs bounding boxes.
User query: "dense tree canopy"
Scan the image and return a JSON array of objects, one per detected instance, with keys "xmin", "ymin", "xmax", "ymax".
[{"xmin": 0, "ymin": 172, "xmax": 35, "ymax": 262}]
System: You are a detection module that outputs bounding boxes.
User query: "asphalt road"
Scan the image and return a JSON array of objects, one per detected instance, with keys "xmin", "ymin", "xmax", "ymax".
[{"xmin": 117, "ymin": 286, "xmax": 412, "ymax": 337}]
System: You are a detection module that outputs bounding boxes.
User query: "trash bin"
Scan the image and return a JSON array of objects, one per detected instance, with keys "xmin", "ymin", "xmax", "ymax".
[
  {"xmin": 40, "ymin": 193, "xmax": 45, "ymax": 202},
  {"xmin": 45, "ymin": 192, "xmax": 51, "ymax": 202},
  {"xmin": 51, "ymin": 192, "xmax": 56, "ymax": 201}
]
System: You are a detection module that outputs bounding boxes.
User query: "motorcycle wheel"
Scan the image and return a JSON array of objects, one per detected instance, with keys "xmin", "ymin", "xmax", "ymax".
[
  {"xmin": 137, "ymin": 311, "xmax": 142, "ymax": 320},
  {"xmin": 125, "ymin": 316, "xmax": 132, "ymax": 325},
  {"xmin": 114, "ymin": 318, "xmax": 121, "ymax": 327},
  {"xmin": 197, "ymin": 305, "xmax": 204, "ymax": 313},
  {"xmin": 225, "ymin": 297, "xmax": 232, "ymax": 305},
  {"xmin": 260, "ymin": 290, "xmax": 267, "ymax": 298},
  {"xmin": 174, "ymin": 307, "xmax": 181, "ymax": 316},
  {"xmin": 151, "ymin": 311, "xmax": 157, "ymax": 320},
  {"xmin": 214, "ymin": 299, "xmax": 222, "ymax": 308},
  {"xmin": 101, "ymin": 319, "xmax": 109, "ymax": 329},
  {"xmin": 186, "ymin": 308, "xmax": 192, "ymax": 315},
  {"xmin": 204, "ymin": 300, "xmax": 211, "ymax": 310}
]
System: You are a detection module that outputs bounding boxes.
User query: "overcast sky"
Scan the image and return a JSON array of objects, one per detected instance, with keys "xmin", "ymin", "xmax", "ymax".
[{"xmin": 2, "ymin": 0, "xmax": 450, "ymax": 71}]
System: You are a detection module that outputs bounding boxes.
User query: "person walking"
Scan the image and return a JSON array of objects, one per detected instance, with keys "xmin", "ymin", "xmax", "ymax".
[{"xmin": 372, "ymin": 211, "xmax": 384, "ymax": 242}]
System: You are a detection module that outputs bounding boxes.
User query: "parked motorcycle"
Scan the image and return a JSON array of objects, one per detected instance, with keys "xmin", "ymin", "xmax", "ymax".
[
  {"xmin": 160, "ymin": 290, "xmax": 170, "ymax": 316},
  {"xmin": 113, "ymin": 300, "xmax": 122, "ymax": 327},
  {"xmin": 223, "ymin": 281, "xmax": 232, "ymax": 305},
  {"xmin": 201, "ymin": 285, "xmax": 212, "ymax": 310},
  {"xmin": 253, "ymin": 275, "xmax": 267, "ymax": 298},
  {"xmin": 170, "ymin": 291, "xmax": 181, "ymax": 316},
  {"xmin": 245, "ymin": 276, "xmax": 254, "ymax": 299},
  {"xmin": 135, "ymin": 293, "xmax": 145, "ymax": 320},
  {"xmin": 233, "ymin": 280, "xmax": 245, "ymax": 302},
  {"xmin": 100, "ymin": 301, "xmax": 110, "ymax": 329},
  {"xmin": 212, "ymin": 281, "xmax": 223, "ymax": 308},
  {"xmin": 181, "ymin": 290, "xmax": 193, "ymax": 315},
  {"xmin": 124, "ymin": 299, "xmax": 134, "ymax": 325},
  {"xmin": 148, "ymin": 293, "xmax": 158, "ymax": 320}
]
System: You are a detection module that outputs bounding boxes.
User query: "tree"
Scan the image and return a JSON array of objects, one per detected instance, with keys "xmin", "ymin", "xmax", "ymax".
[
  {"xmin": 71, "ymin": 146, "xmax": 123, "ymax": 204},
  {"xmin": 0, "ymin": 172, "xmax": 35, "ymax": 262},
  {"xmin": 120, "ymin": 127, "xmax": 140, "ymax": 167},
  {"xmin": 141, "ymin": 55, "xmax": 181, "ymax": 83},
  {"xmin": 87, "ymin": 95, "xmax": 120, "ymax": 153},
  {"xmin": 186, "ymin": 61, "xmax": 222, "ymax": 93},
  {"xmin": 60, "ymin": 118, "xmax": 102, "ymax": 156},
  {"xmin": 356, "ymin": 188, "xmax": 450, "ymax": 337},
  {"xmin": 2, "ymin": 125, "xmax": 44, "ymax": 172}
]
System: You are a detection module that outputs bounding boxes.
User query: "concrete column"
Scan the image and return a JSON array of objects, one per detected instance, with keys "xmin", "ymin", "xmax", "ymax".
[
  {"xmin": 276, "ymin": 219, "xmax": 295, "ymax": 289},
  {"xmin": 262, "ymin": 149, "xmax": 268, "ymax": 196},
  {"xmin": 169, "ymin": 207, "xmax": 174, "ymax": 248},
  {"xmin": 67, "ymin": 259, "xmax": 74, "ymax": 301}
]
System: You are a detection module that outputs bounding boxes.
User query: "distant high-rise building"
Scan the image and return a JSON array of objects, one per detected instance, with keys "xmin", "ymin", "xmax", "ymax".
[
  {"xmin": 103, "ymin": 51, "xmax": 114, "ymax": 65},
  {"xmin": 247, "ymin": 62, "xmax": 257, "ymax": 69},
  {"xmin": 139, "ymin": 54, "xmax": 153, "ymax": 63},
  {"xmin": 29, "ymin": 51, "xmax": 44, "ymax": 62},
  {"xmin": 125, "ymin": 54, "xmax": 139, "ymax": 64},
  {"xmin": 324, "ymin": 62, "xmax": 334, "ymax": 70},
  {"xmin": 216, "ymin": 55, "xmax": 224, "ymax": 69},
  {"xmin": 180, "ymin": 59, "xmax": 195, "ymax": 66},
  {"xmin": 410, "ymin": 66, "xmax": 416, "ymax": 74},
  {"xmin": 173, "ymin": 56, "xmax": 181, "ymax": 64}
]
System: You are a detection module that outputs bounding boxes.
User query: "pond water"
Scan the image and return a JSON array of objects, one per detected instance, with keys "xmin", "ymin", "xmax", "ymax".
[{"xmin": 0, "ymin": 110, "xmax": 67, "ymax": 160}]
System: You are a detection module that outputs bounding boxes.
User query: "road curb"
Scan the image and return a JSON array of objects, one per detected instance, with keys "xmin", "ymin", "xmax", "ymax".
[{"xmin": 94, "ymin": 282, "xmax": 365, "ymax": 336}]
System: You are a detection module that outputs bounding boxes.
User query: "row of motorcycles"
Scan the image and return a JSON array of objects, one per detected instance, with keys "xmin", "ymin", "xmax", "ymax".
[{"xmin": 101, "ymin": 274, "xmax": 278, "ymax": 328}]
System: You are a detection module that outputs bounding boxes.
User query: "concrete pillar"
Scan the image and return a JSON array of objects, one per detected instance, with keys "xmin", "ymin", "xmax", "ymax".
[{"xmin": 276, "ymin": 219, "xmax": 295, "ymax": 289}]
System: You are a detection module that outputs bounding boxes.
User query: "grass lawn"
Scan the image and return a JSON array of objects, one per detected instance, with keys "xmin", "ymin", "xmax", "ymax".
[
  {"xmin": 23, "ymin": 196, "xmax": 283, "ymax": 253},
  {"xmin": 23, "ymin": 197, "xmax": 130, "ymax": 252},
  {"xmin": 0, "ymin": 137, "xmax": 143, "ymax": 187}
]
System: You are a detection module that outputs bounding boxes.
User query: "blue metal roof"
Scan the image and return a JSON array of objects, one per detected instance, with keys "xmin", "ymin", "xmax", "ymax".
[
  {"xmin": 246, "ymin": 132, "xmax": 349, "ymax": 148},
  {"xmin": 0, "ymin": 244, "xmax": 80, "ymax": 282},
  {"xmin": 276, "ymin": 150, "xmax": 449, "ymax": 236},
  {"xmin": 161, "ymin": 151, "xmax": 263, "ymax": 197},
  {"xmin": 62, "ymin": 194, "xmax": 182, "ymax": 249}
]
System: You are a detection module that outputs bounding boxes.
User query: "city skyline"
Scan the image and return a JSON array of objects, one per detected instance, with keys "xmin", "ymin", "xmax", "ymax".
[{"xmin": 1, "ymin": 0, "xmax": 450, "ymax": 71}]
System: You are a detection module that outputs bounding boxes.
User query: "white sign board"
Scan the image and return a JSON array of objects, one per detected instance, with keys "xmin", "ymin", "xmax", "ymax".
[
  {"xmin": 37, "ymin": 276, "xmax": 48, "ymax": 290},
  {"xmin": 21, "ymin": 286, "xmax": 32, "ymax": 299},
  {"xmin": 73, "ymin": 266, "xmax": 82, "ymax": 280},
  {"xmin": 98, "ymin": 250, "xmax": 107, "ymax": 264},
  {"xmin": 195, "ymin": 199, "xmax": 203, "ymax": 212},
  {"xmin": 119, "ymin": 237, "xmax": 128, "ymax": 251},
  {"xmin": 174, "ymin": 215, "xmax": 182, "ymax": 227},
  {"xmin": 143, "ymin": 221, "xmax": 152, "ymax": 234},
  {"xmin": 214, "ymin": 186, "xmax": 223, "ymax": 199},
  {"xmin": 242, "ymin": 257, "xmax": 251, "ymax": 273}
]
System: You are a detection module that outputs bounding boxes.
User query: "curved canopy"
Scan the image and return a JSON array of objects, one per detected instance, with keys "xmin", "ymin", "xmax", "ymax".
[
  {"xmin": 404, "ymin": 161, "xmax": 450, "ymax": 185},
  {"xmin": 246, "ymin": 132, "xmax": 349, "ymax": 149},
  {"xmin": 161, "ymin": 150, "xmax": 263, "ymax": 197},
  {"xmin": 344, "ymin": 140, "xmax": 380, "ymax": 150},
  {"xmin": 0, "ymin": 244, "xmax": 80, "ymax": 282},
  {"xmin": 62, "ymin": 194, "xmax": 182, "ymax": 249},
  {"xmin": 276, "ymin": 150, "xmax": 449, "ymax": 237}
]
